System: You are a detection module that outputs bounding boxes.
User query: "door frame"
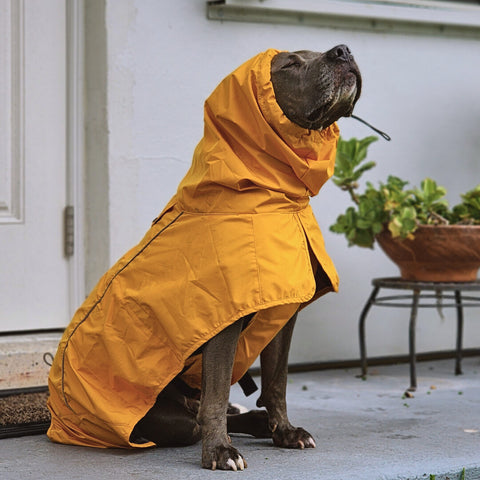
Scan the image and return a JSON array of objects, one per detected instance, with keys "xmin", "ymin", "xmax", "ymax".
[
  {"xmin": 0, "ymin": 0, "xmax": 85, "ymax": 391},
  {"xmin": 1, "ymin": 0, "xmax": 85, "ymax": 329},
  {"xmin": 66, "ymin": 0, "xmax": 85, "ymax": 316}
]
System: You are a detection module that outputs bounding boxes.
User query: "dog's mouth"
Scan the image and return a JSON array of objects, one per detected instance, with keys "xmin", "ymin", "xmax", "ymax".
[
  {"xmin": 349, "ymin": 68, "xmax": 362, "ymax": 105},
  {"xmin": 341, "ymin": 68, "xmax": 362, "ymax": 107},
  {"xmin": 306, "ymin": 69, "xmax": 361, "ymax": 129}
]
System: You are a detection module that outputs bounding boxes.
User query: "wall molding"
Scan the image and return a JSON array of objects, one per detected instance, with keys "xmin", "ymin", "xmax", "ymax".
[
  {"xmin": 207, "ymin": 0, "xmax": 480, "ymax": 38},
  {"xmin": 0, "ymin": 0, "xmax": 24, "ymax": 224}
]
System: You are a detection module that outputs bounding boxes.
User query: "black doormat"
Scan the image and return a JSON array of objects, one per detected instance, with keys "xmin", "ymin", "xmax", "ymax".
[{"xmin": 0, "ymin": 387, "xmax": 50, "ymax": 439}]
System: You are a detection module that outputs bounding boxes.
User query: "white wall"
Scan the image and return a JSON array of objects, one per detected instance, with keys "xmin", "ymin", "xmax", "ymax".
[{"xmin": 97, "ymin": 0, "xmax": 480, "ymax": 364}]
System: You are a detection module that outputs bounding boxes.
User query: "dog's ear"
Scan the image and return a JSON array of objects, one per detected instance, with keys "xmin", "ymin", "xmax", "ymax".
[{"xmin": 271, "ymin": 52, "xmax": 306, "ymax": 73}]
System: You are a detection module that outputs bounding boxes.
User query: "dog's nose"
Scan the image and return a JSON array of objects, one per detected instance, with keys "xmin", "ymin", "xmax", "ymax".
[{"xmin": 326, "ymin": 44, "xmax": 353, "ymax": 62}]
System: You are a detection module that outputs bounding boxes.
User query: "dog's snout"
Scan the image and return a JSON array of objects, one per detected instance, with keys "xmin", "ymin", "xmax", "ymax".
[{"xmin": 326, "ymin": 44, "xmax": 353, "ymax": 63}]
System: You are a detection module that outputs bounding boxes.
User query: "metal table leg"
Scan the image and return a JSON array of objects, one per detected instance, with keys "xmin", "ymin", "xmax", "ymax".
[
  {"xmin": 358, "ymin": 286, "xmax": 380, "ymax": 378},
  {"xmin": 455, "ymin": 290, "xmax": 464, "ymax": 375},
  {"xmin": 408, "ymin": 289, "xmax": 420, "ymax": 392},
  {"xmin": 356, "ymin": 278, "xmax": 480, "ymax": 391}
]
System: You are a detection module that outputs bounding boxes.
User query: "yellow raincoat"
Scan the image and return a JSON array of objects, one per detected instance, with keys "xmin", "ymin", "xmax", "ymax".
[{"xmin": 47, "ymin": 49, "xmax": 340, "ymax": 449}]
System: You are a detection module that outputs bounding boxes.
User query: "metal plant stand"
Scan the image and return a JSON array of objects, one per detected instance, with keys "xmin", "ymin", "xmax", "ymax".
[{"xmin": 359, "ymin": 277, "xmax": 480, "ymax": 391}]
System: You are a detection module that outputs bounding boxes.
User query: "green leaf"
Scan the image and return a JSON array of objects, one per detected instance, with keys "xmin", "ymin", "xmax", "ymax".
[
  {"xmin": 372, "ymin": 222, "xmax": 384, "ymax": 234},
  {"xmin": 399, "ymin": 206, "xmax": 416, "ymax": 220},
  {"xmin": 452, "ymin": 184, "xmax": 480, "ymax": 223},
  {"xmin": 352, "ymin": 229, "xmax": 375, "ymax": 248},
  {"xmin": 351, "ymin": 161, "xmax": 377, "ymax": 181},
  {"xmin": 355, "ymin": 218, "xmax": 374, "ymax": 229},
  {"xmin": 333, "ymin": 136, "xmax": 378, "ymax": 189}
]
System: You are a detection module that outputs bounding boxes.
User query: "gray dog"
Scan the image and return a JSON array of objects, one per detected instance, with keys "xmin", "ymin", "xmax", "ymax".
[
  {"xmin": 130, "ymin": 45, "xmax": 361, "ymax": 470},
  {"xmin": 47, "ymin": 44, "xmax": 361, "ymax": 471}
]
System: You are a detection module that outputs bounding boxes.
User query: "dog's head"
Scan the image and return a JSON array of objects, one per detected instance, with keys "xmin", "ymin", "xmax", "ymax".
[{"xmin": 271, "ymin": 45, "xmax": 361, "ymax": 131}]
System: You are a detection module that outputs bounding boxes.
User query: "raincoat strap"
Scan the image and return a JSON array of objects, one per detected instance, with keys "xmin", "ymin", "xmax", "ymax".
[{"xmin": 238, "ymin": 371, "xmax": 258, "ymax": 397}]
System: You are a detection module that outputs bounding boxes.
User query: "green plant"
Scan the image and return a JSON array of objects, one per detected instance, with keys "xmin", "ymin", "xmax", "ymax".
[
  {"xmin": 330, "ymin": 136, "xmax": 480, "ymax": 248},
  {"xmin": 452, "ymin": 185, "xmax": 480, "ymax": 224}
]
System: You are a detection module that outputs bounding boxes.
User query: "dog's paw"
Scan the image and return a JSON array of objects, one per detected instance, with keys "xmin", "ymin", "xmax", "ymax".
[
  {"xmin": 272, "ymin": 426, "xmax": 316, "ymax": 449},
  {"xmin": 202, "ymin": 445, "xmax": 247, "ymax": 471}
]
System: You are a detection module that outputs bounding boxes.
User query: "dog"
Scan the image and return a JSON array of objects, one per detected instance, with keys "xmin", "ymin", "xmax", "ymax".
[{"xmin": 47, "ymin": 45, "xmax": 361, "ymax": 471}]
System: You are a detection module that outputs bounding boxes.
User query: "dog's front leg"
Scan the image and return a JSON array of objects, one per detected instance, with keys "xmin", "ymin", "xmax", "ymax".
[
  {"xmin": 198, "ymin": 318, "xmax": 246, "ymax": 471},
  {"xmin": 257, "ymin": 312, "xmax": 316, "ymax": 449}
]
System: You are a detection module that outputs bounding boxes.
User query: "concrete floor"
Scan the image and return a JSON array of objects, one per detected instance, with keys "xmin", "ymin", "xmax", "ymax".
[{"xmin": 1, "ymin": 357, "xmax": 480, "ymax": 480}]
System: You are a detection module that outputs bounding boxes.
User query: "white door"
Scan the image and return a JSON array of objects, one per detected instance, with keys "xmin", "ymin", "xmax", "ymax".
[{"xmin": 0, "ymin": 0, "xmax": 74, "ymax": 332}]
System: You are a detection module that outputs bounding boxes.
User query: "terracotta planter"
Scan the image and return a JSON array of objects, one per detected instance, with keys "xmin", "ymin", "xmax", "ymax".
[{"xmin": 376, "ymin": 225, "xmax": 480, "ymax": 282}]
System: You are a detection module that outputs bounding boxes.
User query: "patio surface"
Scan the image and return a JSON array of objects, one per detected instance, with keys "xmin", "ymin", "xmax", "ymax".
[{"xmin": 1, "ymin": 357, "xmax": 480, "ymax": 480}]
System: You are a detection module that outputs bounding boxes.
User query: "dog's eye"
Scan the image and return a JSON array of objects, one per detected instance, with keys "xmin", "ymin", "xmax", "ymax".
[
  {"xmin": 281, "ymin": 60, "xmax": 300, "ymax": 70},
  {"xmin": 281, "ymin": 55, "xmax": 303, "ymax": 70}
]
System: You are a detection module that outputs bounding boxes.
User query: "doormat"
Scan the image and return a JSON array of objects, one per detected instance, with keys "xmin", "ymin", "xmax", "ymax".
[{"xmin": 0, "ymin": 387, "xmax": 50, "ymax": 439}]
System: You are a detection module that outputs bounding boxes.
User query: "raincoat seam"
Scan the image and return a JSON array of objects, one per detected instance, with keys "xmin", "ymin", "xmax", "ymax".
[
  {"xmin": 60, "ymin": 211, "xmax": 184, "ymax": 412},
  {"xmin": 250, "ymin": 217, "xmax": 263, "ymax": 301},
  {"xmin": 177, "ymin": 206, "xmax": 310, "ymax": 216},
  {"xmin": 293, "ymin": 212, "xmax": 317, "ymax": 293}
]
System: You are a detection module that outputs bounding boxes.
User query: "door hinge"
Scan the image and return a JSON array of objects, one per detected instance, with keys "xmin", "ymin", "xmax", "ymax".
[{"xmin": 64, "ymin": 205, "xmax": 74, "ymax": 257}]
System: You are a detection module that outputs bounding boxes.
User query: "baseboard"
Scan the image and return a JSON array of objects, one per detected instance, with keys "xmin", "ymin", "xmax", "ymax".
[{"xmin": 249, "ymin": 348, "xmax": 480, "ymax": 376}]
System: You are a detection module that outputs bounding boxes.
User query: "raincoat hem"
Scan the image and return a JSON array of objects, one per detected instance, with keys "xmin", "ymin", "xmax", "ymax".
[{"xmin": 182, "ymin": 292, "xmax": 315, "ymax": 359}]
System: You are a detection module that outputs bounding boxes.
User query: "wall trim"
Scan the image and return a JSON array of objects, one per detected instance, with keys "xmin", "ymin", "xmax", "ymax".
[
  {"xmin": 0, "ymin": 0, "xmax": 25, "ymax": 224},
  {"xmin": 207, "ymin": 0, "xmax": 480, "ymax": 38},
  {"xmin": 247, "ymin": 347, "xmax": 480, "ymax": 376}
]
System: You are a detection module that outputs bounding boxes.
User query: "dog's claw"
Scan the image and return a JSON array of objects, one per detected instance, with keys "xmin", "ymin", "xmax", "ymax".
[
  {"xmin": 227, "ymin": 459, "xmax": 237, "ymax": 471},
  {"xmin": 272, "ymin": 426, "xmax": 316, "ymax": 450},
  {"xmin": 299, "ymin": 436, "xmax": 316, "ymax": 449},
  {"xmin": 226, "ymin": 455, "xmax": 245, "ymax": 471},
  {"xmin": 203, "ymin": 445, "xmax": 247, "ymax": 471},
  {"xmin": 215, "ymin": 454, "xmax": 245, "ymax": 471}
]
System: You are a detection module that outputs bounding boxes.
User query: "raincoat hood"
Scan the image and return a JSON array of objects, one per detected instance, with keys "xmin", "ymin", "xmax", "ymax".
[
  {"xmin": 47, "ymin": 49, "xmax": 340, "ymax": 449},
  {"xmin": 177, "ymin": 48, "xmax": 339, "ymax": 214}
]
